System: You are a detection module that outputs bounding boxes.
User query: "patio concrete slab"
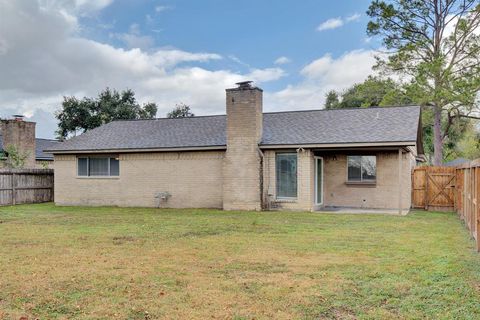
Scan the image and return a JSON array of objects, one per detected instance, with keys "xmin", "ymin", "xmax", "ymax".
[{"xmin": 317, "ymin": 207, "xmax": 409, "ymax": 216}]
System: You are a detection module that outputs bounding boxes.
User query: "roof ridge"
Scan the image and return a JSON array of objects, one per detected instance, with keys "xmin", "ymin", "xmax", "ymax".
[
  {"xmin": 111, "ymin": 105, "xmax": 421, "ymax": 123},
  {"xmin": 263, "ymin": 105, "xmax": 420, "ymax": 115},
  {"xmin": 111, "ymin": 114, "xmax": 226, "ymax": 123}
]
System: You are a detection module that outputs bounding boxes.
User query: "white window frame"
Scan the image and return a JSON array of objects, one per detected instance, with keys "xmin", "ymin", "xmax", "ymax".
[
  {"xmin": 315, "ymin": 156, "xmax": 324, "ymax": 205},
  {"xmin": 275, "ymin": 152, "xmax": 298, "ymax": 200},
  {"xmin": 76, "ymin": 156, "xmax": 119, "ymax": 178},
  {"xmin": 346, "ymin": 155, "xmax": 377, "ymax": 183}
]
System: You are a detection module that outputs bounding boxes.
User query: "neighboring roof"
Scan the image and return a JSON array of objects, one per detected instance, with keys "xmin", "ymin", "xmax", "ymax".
[
  {"xmin": 0, "ymin": 135, "xmax": 59, "ymax": 160},
  {"xmin": 47, "ymin": 106, "xmax": 422, "ymax": 153},
  {"xmin": 35, "ymin": 138, "xmax": 60, "ymax": 160},
  {"xmin": 444, "ymin": 158, "xmax": 470, "ymax": 167}
]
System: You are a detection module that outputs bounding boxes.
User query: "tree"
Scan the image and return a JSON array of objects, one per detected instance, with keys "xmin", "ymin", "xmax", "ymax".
[
  {"xmin": 324, "ymin": 76, "xmax": 413, "ymax": 109},
  {"xmin": 341, "ymin": 76, "xmax": 412, "ymax": 108},
  {"xmin": 4, "ymin": 145, "xmax": 28, "ymax": 169},
  {"xmin": 367, "ymin": 0, "xmax": 480, "ymax": 165},
  {"xmin": 448, "ymin": 120, "xmax": 480, "ymax": 160},
  {"xmin": 167, "ymin": 103, "xmax": 195, "ymax": 118},
  {"xmin": 55, "ymin": 88, "xmax": 158, "ymax": 139},
  {"xmin": 324, "ymin": 90, "xmax": 340, "ymax": 109}
]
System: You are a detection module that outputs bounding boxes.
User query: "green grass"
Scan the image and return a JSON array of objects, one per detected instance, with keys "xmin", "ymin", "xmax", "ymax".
[{"xmin": 0, "ymin": 204, "xmax": 479, "ymax": 319}]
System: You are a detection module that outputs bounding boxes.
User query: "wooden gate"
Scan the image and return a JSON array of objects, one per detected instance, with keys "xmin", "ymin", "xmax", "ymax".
[{"xmin": 412, "ymin": 166, "xmax": 456, "ymax": 211}]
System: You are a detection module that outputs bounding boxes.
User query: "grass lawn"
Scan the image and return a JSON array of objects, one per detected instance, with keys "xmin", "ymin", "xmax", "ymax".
[{"xmin": 0, "ymin": 204, "xmax": 479, "ymax": 319}]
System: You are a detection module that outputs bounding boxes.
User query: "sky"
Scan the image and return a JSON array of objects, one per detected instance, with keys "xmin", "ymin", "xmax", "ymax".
[{"xmin": 0, "ymin": 0, "xmax": 382, "ymax": 139}]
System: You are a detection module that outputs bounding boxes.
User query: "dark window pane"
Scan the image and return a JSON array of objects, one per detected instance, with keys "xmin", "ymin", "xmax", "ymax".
[
  {"xmin": 89, "ymin": 158, "xmax": 109, "ymax": 176},
  {"xmin": 276, "ymin": 153, "xmax": 297, "ymax": 198},
  {"xmin": 361, "ymin": 156, "xmax": 376, "ymax": 181},
  {"xmin": 347, "ymin": 156, "xmax": 361, "ymax": 181},
  {"xmin": 110, "ymin": 158, "xmax": 119, "ymax": 176},
  {"xmin": 316, "ymin": 158, "xmax": 323, "ymax": 204},
  {"xmin": 78, "ymin": 158, "xmax": 88, "ymax": 176}
]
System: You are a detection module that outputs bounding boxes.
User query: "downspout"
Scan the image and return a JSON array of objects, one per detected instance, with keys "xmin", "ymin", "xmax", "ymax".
[
  {"xmin": 398, "ymin": 148, "xmax": 403, "ymax": 215},
  {"xmin": 257, "ymin": 146, "xmax": 265, "ymax": 210}
]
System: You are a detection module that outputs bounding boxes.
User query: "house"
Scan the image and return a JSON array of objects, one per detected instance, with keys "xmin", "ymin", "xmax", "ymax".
[
  {"xmin": 47, "ymin": 82, "xmax": 424, "ymax": 213},
  {"xmin": 444, "ymin": 158, "xmax": 470, "ymax": 167},
  {"xmin": 0, "ymin": 117, "xmax": 58, "ymax": 168}
]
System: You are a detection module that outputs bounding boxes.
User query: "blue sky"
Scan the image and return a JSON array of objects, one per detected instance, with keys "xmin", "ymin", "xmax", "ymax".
[{"xmin": 0, "ymin": 0, "xmax": 381, "ymax": 138}]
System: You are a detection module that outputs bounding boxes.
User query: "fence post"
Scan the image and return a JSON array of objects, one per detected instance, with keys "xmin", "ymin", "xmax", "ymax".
[
  {"xmin": 11, "ymin": 172, "xmax": 16, "ymax": 206},
  {"xmin": 476, "ymin": 167, "xmax": 480, "ymax": 252}
]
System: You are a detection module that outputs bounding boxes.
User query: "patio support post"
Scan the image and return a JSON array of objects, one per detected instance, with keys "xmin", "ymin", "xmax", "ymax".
[{"xmin": 398, "ymin": 148, "xmax": 402, "ymax": 215}]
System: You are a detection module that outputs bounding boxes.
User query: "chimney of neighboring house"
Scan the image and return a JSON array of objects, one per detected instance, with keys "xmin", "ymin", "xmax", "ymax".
[
  {"xmin": 0, "ymin": 116, "xmax": 36, "ymax": 167},
  {"xmin": 223, "ymin": 81, "xmax": 263, "ymax": 211}
]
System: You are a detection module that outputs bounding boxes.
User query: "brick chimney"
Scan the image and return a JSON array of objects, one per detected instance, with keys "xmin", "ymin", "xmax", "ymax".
[
  {"xmin": 223, "ymin": 81, "xmax": 263, "ymax": 211},
  {"xmin": 0, "ymin": 117, "xmax": 36, "ymax": 167}
]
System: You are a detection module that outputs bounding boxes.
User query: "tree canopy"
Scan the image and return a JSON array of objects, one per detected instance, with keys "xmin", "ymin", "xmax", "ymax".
[
  {"xmin": 324, "ymin": 75, "xmax": 480, "ymax": 163},
  {"xmin": 367, "ymin": 0, "xmax": 480, "ymax": 164},
  {"xmin": 324, "ymin": 76, "xmax": 413, "ymax": 109},
  {"xmin": 56, "ymin": 88, "xmax": 158, "ymax": 139},
  {"xmin": 167, "ymin": 103, "xmax": 195, "ymax": 118}
]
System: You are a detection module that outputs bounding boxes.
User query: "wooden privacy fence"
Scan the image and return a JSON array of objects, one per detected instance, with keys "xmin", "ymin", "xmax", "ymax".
[
  {"xmin": 455, "ymin": 160, "xmax": 480, "ymax": 251},
  {"xmin": 0, "ymin": 169, "xmax": 54, "ymax": 206},
  {"xmin": 412, "ymin": 166, "xmax": 456, "ymax": 211}
]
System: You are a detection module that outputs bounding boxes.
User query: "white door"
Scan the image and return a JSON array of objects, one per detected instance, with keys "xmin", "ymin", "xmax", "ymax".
[{"xmin": 315, "ymin": 157, "xmax": 324, "ymax": 205}]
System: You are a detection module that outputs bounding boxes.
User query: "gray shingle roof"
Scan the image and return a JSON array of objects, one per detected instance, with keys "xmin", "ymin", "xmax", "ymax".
[
  {"xmin": 35, "ymin": 139, "xmax": 60, "ymax": 160},
  {"xmin": 47, "ymin": 106, "xmax": 421, "ymax": 152}
]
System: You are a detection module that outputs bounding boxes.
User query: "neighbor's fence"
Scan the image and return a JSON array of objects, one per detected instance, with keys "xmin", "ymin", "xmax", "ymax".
[
  {"xmin": 455, "ymin": 160, "xmax": 480, "ymax": 251},
  {"xmin": 0, "ymin": 169, "xmax": 54, "ymax": 206}
]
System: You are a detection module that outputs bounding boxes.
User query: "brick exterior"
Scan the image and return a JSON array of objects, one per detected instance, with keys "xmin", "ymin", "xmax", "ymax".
[
  {"xmin": 263, "ymin": 150, "xmax": 414, "ymax": 211},
  {"xmin": 222, "ymin": 86, "xmax": 263, "ymax": 211},
  {"xmin": 0, "ymin": 120, "xmax": 36, "ymax": 167},
  {"xmin": 53, "ymin": 84, "xmax": 418, "ymax": 211},
  {"xmin": 54, "ymin": 151, "xmax": 224, "ymax": 208}
]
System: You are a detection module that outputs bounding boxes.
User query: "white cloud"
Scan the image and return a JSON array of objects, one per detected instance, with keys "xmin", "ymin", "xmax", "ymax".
[
  {"xmin": 74, "ymin": 0, "xmax": 114, "ymax": 13},
  {"xmin": 346, "ymin": 13, "xmax": 361, "ymax": 22},
  {"xmin": 317, "ymin": 13, "xmax": 361, "ymax": 32},
  {"xmin": 267, "ymin": 50, "xmax": 377, "ymax": 111},
  {"xmin": 247, "ymin": 68, "xmax": 286, "ymax": 82},
  {"xmin": 113, "ymin": 23, "xmax": 154, "ymax": 49},
  {"xmin": 274, "ymin": 56, "xmax": 291, "ymax": 65},
  {"xmin": 317, "ymin": 18, "xmax": 344, "ymax": 31},
  {"xmin": 155, "ymin": 5, "xmax": 171, "ymax": 13},
  {"xmin": 0, "ymin": 0, "xmax": 284, "ymax": 138}
]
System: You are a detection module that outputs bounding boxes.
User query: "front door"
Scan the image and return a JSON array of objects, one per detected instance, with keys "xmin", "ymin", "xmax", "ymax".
[{"xmin": 315, "ymin": 157, "xmax": 323, "ymax": 205}]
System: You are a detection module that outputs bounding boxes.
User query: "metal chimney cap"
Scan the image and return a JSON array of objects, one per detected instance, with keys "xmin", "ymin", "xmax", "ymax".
[
  {"xmin": 235, "ymin": 81, "xmax": 254, "ymax": 89},
  {"xmin": 12, "ymin": 114, "xmax": 25, "ymax": 121}
]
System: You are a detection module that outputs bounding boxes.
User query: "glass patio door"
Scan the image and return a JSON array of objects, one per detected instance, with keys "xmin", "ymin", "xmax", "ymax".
[{"xmin": 315, "ymin": 157, "xmax": 323, "ymax": 205}]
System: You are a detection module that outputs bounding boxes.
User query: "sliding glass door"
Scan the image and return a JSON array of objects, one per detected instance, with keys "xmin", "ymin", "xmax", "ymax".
[{"xmin": 315, "ymin": 157, "xmax": 323, "ymax": 205}]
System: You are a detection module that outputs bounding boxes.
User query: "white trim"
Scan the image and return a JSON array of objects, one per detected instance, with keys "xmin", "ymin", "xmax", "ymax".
[
  {"xmin": 260, "ymin": 141, "xmax": 416, "ymax": 149},
  {"xmin": 76, "ymin": 156, "xmax": 120, "ymax": 178},
  {"xmin": 47, "ymin": 141, "xmax": 417, "ymax": 154},
  {"xmin": 275, "ymin": 152, "xmax": 298, "ymax": 200},
  {"xmin": 346, "ymin": 155, "xmax": 377, "ymax": 183},
  {"xmin": 314, "ymin": 156, "xmax": 324, "ymax": 206}
]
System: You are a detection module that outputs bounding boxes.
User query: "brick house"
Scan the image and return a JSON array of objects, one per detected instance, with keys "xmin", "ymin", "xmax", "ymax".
[
  {"xmin": 0, "ymin": 117, "xmax": 58, "ymax": 168},
  {"xmin": 47, "ymin": 82, "xmax": 424, "ymax": 213}
]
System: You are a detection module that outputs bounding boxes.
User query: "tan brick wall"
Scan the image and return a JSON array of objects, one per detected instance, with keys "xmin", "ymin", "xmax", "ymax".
[
  {"xmin": 54, "ymin": 151, "xmax": 225, "ymax": 208},
  {"xmin": 263, "ymin": 149, "xmax": 414, "ymax": 211},
  {"xmin": 263, "ymin": 149, "xmax": 315, "ymax": 211},
  {"xmin": 322, "ymin": 151, "xmax": 413, "ymax": 210},
  {"xmin": 223, "ymin": 87, "xmax": 263, "ymax": 211}
]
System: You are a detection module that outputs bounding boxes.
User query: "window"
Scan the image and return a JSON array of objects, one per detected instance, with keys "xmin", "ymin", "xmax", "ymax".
[
  {"xmin": 276, "ymin": 153, "xmax": 297, "ymax": 198},
  {"xmin": 347, "ymin": 156, "xmax": 376, "ymax": 182},
  {"xmin": 77, "ymin": 157, "xmax": 119, "ymax": 177}
]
